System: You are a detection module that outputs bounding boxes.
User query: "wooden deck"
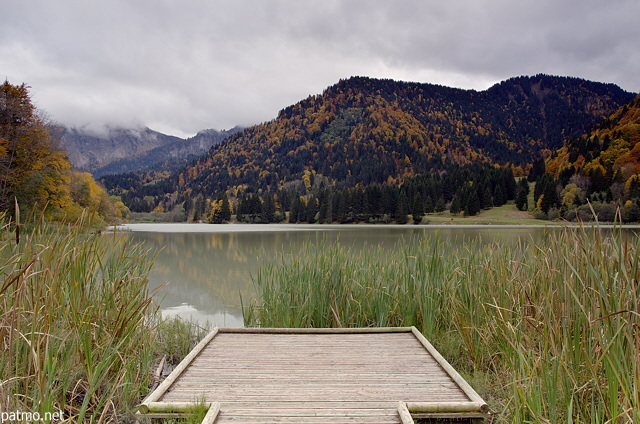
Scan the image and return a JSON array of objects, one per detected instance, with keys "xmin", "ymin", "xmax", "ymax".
[{"xmin": 139, "ymin": 327, "xmax": 488, "ymax": 423}]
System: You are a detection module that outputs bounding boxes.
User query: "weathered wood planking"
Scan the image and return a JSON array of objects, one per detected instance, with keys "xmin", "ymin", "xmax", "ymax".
[{"xmin": 141, "ymin": 327, "xmax": 488, "ymax": 423}]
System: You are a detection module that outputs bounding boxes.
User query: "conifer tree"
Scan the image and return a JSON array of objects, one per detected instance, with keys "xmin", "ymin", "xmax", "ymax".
[
  {"xmin": 482, "ymin": 187, "xmax": 493, "ymax": 209},
  {"xmin": 528, "ymin": 157, "xmax": 546, "ymax": 182},
  {"xmin": 193, "ymin": 196, "xmax": 204, "ymax": 221},
  {"xmin": 534, "ymin": 174, "xmax": 555, "ymax": 202},
  {"xmin": 503, "ymin": 168, "xmax": 517, "ymax": 199},
  {"xmin": 324, "ymin": 191, "xmax": 334, "ymax": 223},
  {"xmin": 336, "ymin": 191, "xmax": 349, "ymax": 223},
  {"xmin": 538, "ymin": 180, "xmax": 560, "ymax": 213},
  {"xmin": 412, "ymin": 192, "xmax": 424, "ymax": 224},
  {"xmin": 493, "ymin": 185, "xmax": 504, "ymax": 206},
  {"xmin": 434, "ymin": 196, "xmax": 446, "ymax": 213},
  {"xmin": 261, "ymin": 194, "xmax": 275, "ymax": 223},
  {"xmin": 515, "ymin": 178, "xmax": 529, "ymax": 211},
  {"xmin": 220, "ymin": 193, "xmax": 231, "ymax": 221},
  {"xmin": 305, "ymin": 196, "xmax": 318, "ymax": 223},
  {"xmin": 289, "ymin": 196, "xmax": 303, "ymax": 223},
  {"xmin": 317, "ymin": 188, "xmax": 329, "ymax": 223},
  {"xmin": 394, "ymin": 192, "xmax": 409, "ymax": 224},
  {"xmin": 464, "ymin": 187, "xmax": 481, "ymax": 216},
  {"xmin": 449, "ymin": 193, "xmax": 461, "ymax": 214},
  {"xmin": 424, "ymin": 195, "xmax": 434, "ymax": 213}
]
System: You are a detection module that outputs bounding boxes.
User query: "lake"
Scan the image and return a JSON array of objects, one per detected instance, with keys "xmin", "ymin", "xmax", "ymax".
[{"xmin": 114, "ymin": 223, "xmax": 636, "ymax": 327}]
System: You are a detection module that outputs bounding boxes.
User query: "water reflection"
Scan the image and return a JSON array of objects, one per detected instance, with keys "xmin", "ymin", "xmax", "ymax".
[{"xmin": 116, "ymin": 224, "xmax": 637, "ymax": 327}]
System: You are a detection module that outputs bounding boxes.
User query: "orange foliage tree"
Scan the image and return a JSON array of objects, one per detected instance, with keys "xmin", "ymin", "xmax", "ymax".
[
  {"xmin": 0, "ymin": 81, "xmax": 73, "ymax": 214},
  {"xmin": 0, "ymin": 80, "xmax": 116, "ymax": 221}
]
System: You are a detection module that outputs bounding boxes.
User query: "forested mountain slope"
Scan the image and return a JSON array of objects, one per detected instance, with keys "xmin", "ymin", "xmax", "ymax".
[
  {"xmin": 172, "ymin": 75, "xmax": 633, "ymax": 196},
  {"xmin": 521, "ymin": 93, "xmax": 640, "ymax": 222},
  {"xmin": 547, "ymin": 93, "xmax": 640, "ymax": 187}
]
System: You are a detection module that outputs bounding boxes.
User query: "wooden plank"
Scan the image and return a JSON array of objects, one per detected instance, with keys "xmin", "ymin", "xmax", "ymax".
[
  {"xmin": 215, "ymin": 414, "xmax": 400, "ymax": 423},
  {"xmin": 412, "ymin": 412, "xmax": 489, "ymax": 419},
  {"xmin": 167, "ymin": 378, "xmax": 456, "ymax": 385},
  {"xmin": 173, "ymin": 371, "xmax": 444, "ymax": 378},
  {"xmin": 174, "ymin": 366, "xmax": 446, "ymax": 373},
  {"xmin": 207, "ymin": 401, "xmax": 401, "ymax": 407},
  {"xmin": 397, "ymin": 402, "xmax": 414, "ymax": 424},
  {"xmin": 168, "ymin": 381, "xmax": 463, "ymax": 389},
  {"xmin": 202, "ymin": 401, "xmax": 221, "ymax": 424},
  {"xmin": 191, "ymin": 355, "xmax": 438, "ymax": 361},
  {"xmin": 136, "ymin": 401, "xmax": 221, "ymax": 423},
  {"xmin": 225, "ymin": 408, "xmax": 400, "ymax": 416},
  {"xmin": 161, "ymin": 393, "xmax": 470, "ymax": 403},
  {"xmin": 142, "ymin": 327, "xmax": 219, "ymax": 405},
  {"xmin": 182, "ymin": 357, "xmax": 436, "ymax": 364},
  {"xmin": 410, "ymin": 327, "xmax": 489, "ymax": 413},
  {"xmin": 160, "ymin": 393, "xmax": 470, "ymax": 403},
  {"xmin": 138, "ymin": 401, "xmax": 211, "ymax": 414},
  {"xmin": 219, "ymin": 327, "xmax": 413, "ymax": 334},
  {"xmin": 191, "ymin": 351, "xmax": 434, "ymax": 358},
  {"xmin": 135, "ymin": 411, "xmax": 185, "ymax": 419},
  {"xmin": 162, "ymin": 390, "xmax": 465, "ymax": 399},
  {"xmin": 407, "ymin": 401, "xmax": 487, "ymax": 413}
]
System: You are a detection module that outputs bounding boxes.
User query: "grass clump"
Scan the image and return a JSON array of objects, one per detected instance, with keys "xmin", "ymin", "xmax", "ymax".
[
  {"xmin": 153, "ymin": 317, "xmax": 209, "ymax": 367},
  {"xmin": 244, "ymin": 227, "xmax": 640, "ymax": 423},
  {"xmin": 0, "ymin": 213, "xmax": 173, "ymax": 422}
]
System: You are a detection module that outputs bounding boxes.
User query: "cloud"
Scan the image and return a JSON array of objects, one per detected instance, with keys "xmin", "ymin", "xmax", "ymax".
[{"xmin": 1, "ymin": 0, "xmax": 638, "ymax": 137}]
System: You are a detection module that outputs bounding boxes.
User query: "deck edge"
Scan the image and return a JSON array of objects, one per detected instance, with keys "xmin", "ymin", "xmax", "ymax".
[
  {"xmin": 218, "ymin": 326, "xmax": 414, "ymax": 334},
  {"xmin": 397, "ymin": 401, "xmax": 415, "ymax": 424},
  {"xmin": 410, "ymin": 326, "xmax": 489, "ymax": 413},
  {"xmin": 140, "ymin": 327, "xmax": 220, "ymax": 406}
]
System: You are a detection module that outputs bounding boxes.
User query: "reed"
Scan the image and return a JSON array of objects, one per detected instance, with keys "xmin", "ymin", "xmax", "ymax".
[
  {"xmin": 0, "ymin": 212, "xmax": 161, "ymax": 422},
  {"xmin": 244, "ymin": 227, "xmax": 640, "ymax": 423}
]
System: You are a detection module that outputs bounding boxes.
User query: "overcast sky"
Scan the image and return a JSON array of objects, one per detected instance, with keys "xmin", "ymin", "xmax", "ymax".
[{"xmin": 2, "ymin": 0, "xmax": 639, "ymax": 137}]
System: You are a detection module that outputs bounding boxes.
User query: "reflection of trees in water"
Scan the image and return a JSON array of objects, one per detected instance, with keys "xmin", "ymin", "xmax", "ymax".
[{"xmin": 129, "ymin": 232, "xmax": 256, "ymax": 310}]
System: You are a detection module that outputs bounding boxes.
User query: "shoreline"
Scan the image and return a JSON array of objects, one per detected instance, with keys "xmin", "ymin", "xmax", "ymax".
[{"xmin": 111, "ymin": 222, "xmax": 640, "ymax": 233}]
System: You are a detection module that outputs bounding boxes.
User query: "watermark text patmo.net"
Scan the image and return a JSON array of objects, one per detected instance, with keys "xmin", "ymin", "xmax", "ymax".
[{"xmin": 1, "ymin": 410, "xmax": 64, "ymax": 423}]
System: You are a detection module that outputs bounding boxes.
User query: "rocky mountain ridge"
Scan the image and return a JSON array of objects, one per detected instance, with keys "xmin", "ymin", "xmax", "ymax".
[{"xmin": 58, "ymin": 125, "xmax": 243, "ymax": 177}]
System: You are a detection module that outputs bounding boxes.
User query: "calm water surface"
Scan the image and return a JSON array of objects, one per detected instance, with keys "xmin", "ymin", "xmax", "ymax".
[{"xmin": 115, "ymin": 223, "xmax": 636, "ymax": 327}]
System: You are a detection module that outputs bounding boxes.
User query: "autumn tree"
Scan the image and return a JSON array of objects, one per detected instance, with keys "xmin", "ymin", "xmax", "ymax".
[
  {"xmin": 69, "ymin": 172, "xmax": 111, "ymax": 213},
  {"xmin": 0, "ymin": 81, "xmax": 71, "ymax": 214}
]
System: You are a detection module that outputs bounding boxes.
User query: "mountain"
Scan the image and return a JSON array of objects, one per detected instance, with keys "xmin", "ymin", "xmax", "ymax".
[
  {"xmin": 58, "ymin": 125, "xmax": 242, "ymax": 177},
  {"xmin": 166, "ymin": 74, "xmax": 634, "ymax": 196},
  {"xmin": 547, "ymin": 93, "xmax": 640, "ymax": 186}
]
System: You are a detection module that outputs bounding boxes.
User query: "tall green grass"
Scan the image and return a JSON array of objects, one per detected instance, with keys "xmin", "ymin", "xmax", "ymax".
[
  {"xmin": 0, "ymin": 213, "xmax": 160, "ymax": 422},
  {"xmin": 244, "ymin": 228, "xmax": 640, "ymax": 423}
]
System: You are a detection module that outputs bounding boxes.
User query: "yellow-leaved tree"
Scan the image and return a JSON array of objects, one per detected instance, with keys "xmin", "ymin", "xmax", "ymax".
[
  {"xmin": 0, "ymin": 80, "xmax": 119, "ymax": 222},
  {"xmin": 0, "ymin": 81, "xmax": 72, "ymax": 214}
]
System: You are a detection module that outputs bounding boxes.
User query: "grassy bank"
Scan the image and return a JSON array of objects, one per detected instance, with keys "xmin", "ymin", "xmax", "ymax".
[
  {"xmin": 244, "ymin": 226, "xmax": 639, "ymax": 423},
  {"xmin": 422, "ymin": 203, "xmax": 547, "ymax": 225},
  {"xmin": 0, "ymin": 214, "xmax": 200, "ymax": 422}
]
